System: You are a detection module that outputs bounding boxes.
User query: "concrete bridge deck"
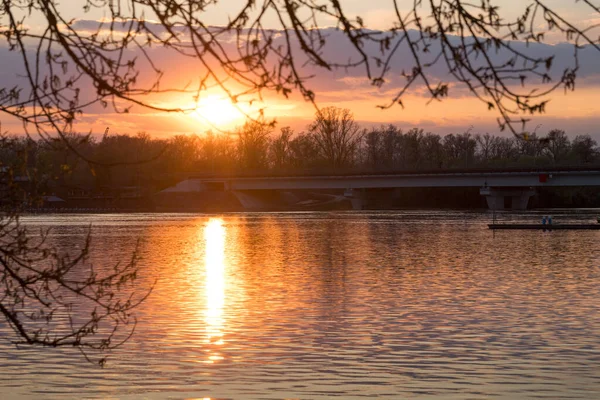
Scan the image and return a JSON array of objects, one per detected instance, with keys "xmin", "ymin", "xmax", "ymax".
[
  {"xmin": 165, "ymin": 167, "xmax": 600, "ymax": 210},
  {"xmin": 191, "ymin": 169, "xmax": 600, "ymax": 190}
]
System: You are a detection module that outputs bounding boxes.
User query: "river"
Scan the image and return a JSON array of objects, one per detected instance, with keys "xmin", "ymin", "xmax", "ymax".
[{"xmin": 1, "ymin": 211, "xmax": 599, "ymax": 399}]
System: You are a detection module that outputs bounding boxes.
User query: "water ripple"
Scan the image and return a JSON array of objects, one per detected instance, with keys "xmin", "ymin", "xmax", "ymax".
[{"xmin": 1, "ymin": 211, "xmax": 600, "ymax": 399}]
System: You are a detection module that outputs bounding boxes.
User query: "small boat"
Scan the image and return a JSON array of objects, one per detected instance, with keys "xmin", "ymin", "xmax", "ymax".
[{"xmin": 489, "ymin": 224, "xmax": 600, "ymax": 230}]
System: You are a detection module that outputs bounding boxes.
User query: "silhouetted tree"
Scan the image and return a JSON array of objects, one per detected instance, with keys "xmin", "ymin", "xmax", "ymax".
[
  {"xmin": 288, "ymin": 133, "xmax": 320, "ymax": 170},
  {"xmin": 544, "ymin": 129, "xmax": 571, "ymax": 163},
  {"xmin": 362, "ymin": 125, "xmax": 403, "ymax": 171},
  {"xmin": 570, "ymin": 135, "xmax": 599, "ymax": 164},
  {"xmin": 270, "ymin": 127, "xmax": 293, "ymax": 171},
  {"xmin": 236, "ymin": 121, "xmax": 272, "ymax": 171},
  {"xmin": 198, "ymin": 131, "xmax": 237, "ymax": 174},
  {"xmin": 476, "ymin": 133, "xmax": 496, "ymax": 162},
  {"xmin": 494, "ymin": 137, "xmax": 519, "ymax": 162},
  {"xmin": 399, "ymin": 128, "xmax": 424, "ymax": 169},
  {"xmin": 364, "ymin": 128, "xmax": 383, "ymax": 170},
  {"xmin": 421, "ymin": 133, "xmax": 445, "ymax": 169},
  {"xmin": 443, "ymin": 132, "xmax": 477, "ymax": 167},
  {"xmin": 309, "ymin": 107, "xmax": 364, "ymax": 170},
  {"xmin": 0, "ymin": 137, "xmax": 149, "ymax": 366}
]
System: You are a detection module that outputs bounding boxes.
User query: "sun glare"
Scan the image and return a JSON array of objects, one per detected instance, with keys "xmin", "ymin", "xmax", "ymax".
[
  {"xmin": 203, "ymin": 218, "xmax": 227, "ymax": 362},
  {"xmin": 192, "ymin": 95, "xmax": 243, "ymax": 128}
]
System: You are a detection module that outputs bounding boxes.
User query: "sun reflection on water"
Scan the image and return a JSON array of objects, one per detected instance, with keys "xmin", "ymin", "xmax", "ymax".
[{"xmin": 203, "ymin": 218, "xmax": 226, "ymax": 361}]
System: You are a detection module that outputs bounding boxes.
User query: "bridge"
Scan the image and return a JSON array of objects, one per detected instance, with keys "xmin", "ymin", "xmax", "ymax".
[{"xmin": 164, "ymin": 167, "xmax": 600, "ymax": 210}]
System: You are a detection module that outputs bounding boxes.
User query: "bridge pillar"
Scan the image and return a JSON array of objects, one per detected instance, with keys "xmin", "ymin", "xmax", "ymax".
[
  {"xmin": 231, "ymin": 191, "xmax": 270, "ymax": 210},
  {"xmin": 480, "ymin": 187, "xmax": 535, "ymax": 210},
  {"xmin": 344, "ymin": 188, "xmax": 366, "ymax": 210}
]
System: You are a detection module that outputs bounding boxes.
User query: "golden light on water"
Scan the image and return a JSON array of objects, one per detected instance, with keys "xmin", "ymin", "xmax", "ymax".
[{"xmin": 204, "ymin": 218, "xmax": 226, "ymax": 360}]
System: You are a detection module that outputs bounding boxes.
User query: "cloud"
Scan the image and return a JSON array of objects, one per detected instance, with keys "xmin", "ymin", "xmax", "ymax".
[{"xmin": 1, "ymin": 21, "xmax": 600, "ymax": 137}]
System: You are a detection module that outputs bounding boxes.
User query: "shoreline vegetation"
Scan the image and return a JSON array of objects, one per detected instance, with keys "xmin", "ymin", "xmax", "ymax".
[{"xmin": 2, "ymin": 110, "xmax": 599, "ymax": 211}]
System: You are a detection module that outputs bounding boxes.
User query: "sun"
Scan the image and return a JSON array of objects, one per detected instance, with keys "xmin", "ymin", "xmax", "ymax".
[{"xmin": 192, "ymin": 95, "xmax": 243, "ymax": 128}]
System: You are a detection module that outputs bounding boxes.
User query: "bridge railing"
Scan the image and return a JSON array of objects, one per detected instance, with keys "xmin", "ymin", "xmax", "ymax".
[{"xmin": 187, "ymin": 164, "xmax": 600, "ymax": 179}]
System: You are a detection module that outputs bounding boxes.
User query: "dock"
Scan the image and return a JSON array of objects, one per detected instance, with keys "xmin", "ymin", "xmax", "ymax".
[{"xmin": 489, "ymin": 224, "xmax": 600, "ymax": 230}]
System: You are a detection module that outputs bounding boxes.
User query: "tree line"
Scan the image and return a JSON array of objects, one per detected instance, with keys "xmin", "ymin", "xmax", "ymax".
[{"xmin": 1, "ymin": 107, "xmax": 599, "ymax": 195}]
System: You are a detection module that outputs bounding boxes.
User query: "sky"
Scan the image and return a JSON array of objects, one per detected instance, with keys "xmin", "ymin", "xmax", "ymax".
[{"xmin": 1, "ymin": 0, "xmax": 599, "ymax": 139}]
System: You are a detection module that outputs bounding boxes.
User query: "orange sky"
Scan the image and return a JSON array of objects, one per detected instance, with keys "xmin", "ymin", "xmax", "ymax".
[
  {"xmin": 1, "ymin": 1, "xmax": 600, "ymax": 139},
  {"xmin": 43, "ymin": 81, "xmax": 600, "ymax": 139},
  {"xmin": 4, "ymin": 79, "xmax": 598, "ymax": 139}
]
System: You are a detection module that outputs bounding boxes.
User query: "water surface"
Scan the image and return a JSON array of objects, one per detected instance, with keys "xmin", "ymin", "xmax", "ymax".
[{"xmin": 1, "ymin": 211, "xmax": 599, "ymax": 399}]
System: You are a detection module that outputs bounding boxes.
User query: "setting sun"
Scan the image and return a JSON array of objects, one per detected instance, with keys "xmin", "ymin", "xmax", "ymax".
[{"xmin": 192, "ymin": 95, "xmax": 243, "ymax": 128}]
